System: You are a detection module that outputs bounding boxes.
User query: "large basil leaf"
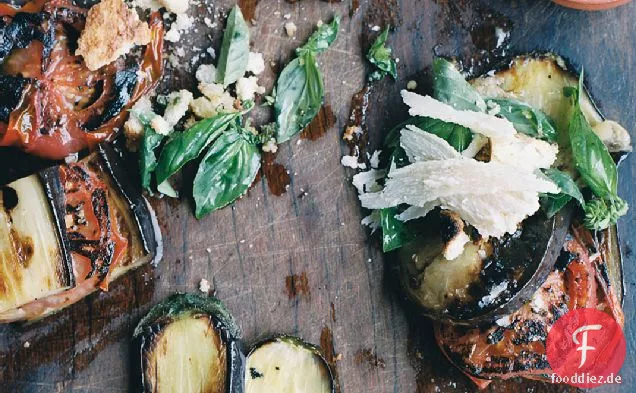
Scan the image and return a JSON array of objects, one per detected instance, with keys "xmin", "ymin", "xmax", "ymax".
[
  {"xmin": 540, "ymin": 168, "xmax": 585, "ymax": 218},
  {"xmin": 274, "ymin": 52, "xmax": 324, "ymax": 143},
  {"xmin": 155, "ymin": 111, "xmax": 244, "ymax": 184},
  {"xmin": 487, "ymin": 98, "xmax": 557, "ymax": 142},
  {"xmin": 216, "ymin": 5, "xmax": 250, "ymax": 86},
  {"xmin": 567, "ymin": 73, "xmax": 627, "ymax": 229},
  {"xmin": 193, "ymin": 129, "xmax": 261, "ymax": 218},
  {"xmin": 367, "ymin": 26, "xmax": 397, "ymax": 81},
  {"xmin": 297, "ymin": 15, "xmax": 340, "ymax": 55},
  {"xmin": 433, "ymin": 57, "xmax": 486, "ymax": 112},
  {"xmin": 139, "ymin": 127, "xmax": 164, "ymax": 191}
]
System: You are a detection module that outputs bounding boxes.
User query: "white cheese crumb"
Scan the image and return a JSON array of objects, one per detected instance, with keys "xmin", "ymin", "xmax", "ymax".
[
  {"xmin": 195, "ymin": 63, "xmax": 218, "ymax": 84},
  {"xmin": 285, "ymin": 22, "xmax": 297, "ymax": 37},
  {"xmin": 163, "ymin": 89, "xmax": 193, "ymax": 126},
  {"xmin": 406, "ymin": 80, "xmax": 418, "ymax": 90},
  {"xmin": 262, "ymin": 138, "xmax": 278, "ymax": 153},
  {"xmin": 150, "ymin": 114, "xmax": 171, "ymax": 135},
  {"xmin": 236, "ymin": 76, "xmax": 265, "ymax": 101},
  {"xmin": 283, "ymin": 13, "xmax": 291, "ymax": 20},
  {"xmin": 371, "ymin": 25, "xmax": 381, "ymax": 32},
  {"xmin": 341, "ymin": 155, "xmax": 366, "ymax": 169},
  {"xmin": 246, "ymin": 52, "xmax": 265, "ymax": 75},
  {"xmin": 165, "ymin": 13, "xmax": 194, "ymax": 42},
  {"xmin": 199, "ymin": 278, "xmax": 211, "ymax": 294},
  {"xmin": 159, "ymin": 0, "xmax": 189, "ymax": 14},
  {"xmin": 23, "ymin": 341, "xmax": 30, "ymax": 348},
  {"xmin": 316, "ymin": 19, "xmax": 324, "ymax": 27},
  {"xmin": 124, "ymin": 96, "xmax": 154, "ymax": 151}
]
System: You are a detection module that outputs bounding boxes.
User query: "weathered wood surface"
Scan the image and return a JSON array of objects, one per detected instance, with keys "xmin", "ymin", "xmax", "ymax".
[{"xmin": 0, "ymin": 0, "xmax": 634, "ymax": 392}]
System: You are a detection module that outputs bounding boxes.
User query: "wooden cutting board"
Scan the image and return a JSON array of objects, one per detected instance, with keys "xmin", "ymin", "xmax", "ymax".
[{"xmin": 1, "ymin": 0, "xmax": 634, "ymax": 392}]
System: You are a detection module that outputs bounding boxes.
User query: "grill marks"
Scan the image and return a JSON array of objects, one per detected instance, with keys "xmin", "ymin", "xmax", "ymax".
[{"xmin": 60, "ymin": 162, "xmax": 128, "ymax": 289}]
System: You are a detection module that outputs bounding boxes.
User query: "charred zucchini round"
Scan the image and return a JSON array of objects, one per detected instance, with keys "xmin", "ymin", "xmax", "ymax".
[
  {"xmin": 133, "ymin": 294, "xmax": 243, "ymax": 393},
  {"xmin": 245, "ymin": 335, "xmax": 335, "ymax": 393}
]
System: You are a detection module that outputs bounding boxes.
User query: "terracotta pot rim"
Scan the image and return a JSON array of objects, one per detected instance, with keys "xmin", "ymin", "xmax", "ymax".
[{"xmin": 552, "ymin": 0, "xmax": 632, "ymax": 10}]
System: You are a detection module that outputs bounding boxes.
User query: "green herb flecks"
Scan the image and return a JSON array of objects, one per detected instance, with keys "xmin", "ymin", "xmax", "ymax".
[{"xmin": 366, "ymin": 26, "xmax": 397, "ymax": 82}]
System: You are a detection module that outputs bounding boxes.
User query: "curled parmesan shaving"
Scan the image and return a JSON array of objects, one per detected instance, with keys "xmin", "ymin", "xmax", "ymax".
[{"xmin": 400, "ymin": 126, "xmax": 461, "ymax": 162}]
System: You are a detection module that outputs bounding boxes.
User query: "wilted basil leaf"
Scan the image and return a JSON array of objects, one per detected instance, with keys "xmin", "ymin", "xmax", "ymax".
[
  {"xmin": 367, "ymin": 26, "xmax": 397, "ymax": 81},
  {"xmin": 486, "ymin": 98, "xmax": 557, "ymax": 142},
  {"xmin": 216, "ymin": 5, "xmax": 250, "ymax": 86},
  {"xmin": 193, "ymin": 129, "xmax": 261, "ymax": 218},
  {"xmin": 297, "ymin": 16, "xmax": 341, "ymax": 55},
  {"xmin": 433, "ymin": 57, "xmax": 486, "ymax": 112}
]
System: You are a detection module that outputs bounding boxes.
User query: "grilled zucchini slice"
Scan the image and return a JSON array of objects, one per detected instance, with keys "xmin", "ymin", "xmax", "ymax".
[
  {"xmin": 245, "ymin": 335, "xmax": 335, "ymax": 393},
  {"xmin": 134, "ymin": 294, "xmax": 243, "ymax": 393}
]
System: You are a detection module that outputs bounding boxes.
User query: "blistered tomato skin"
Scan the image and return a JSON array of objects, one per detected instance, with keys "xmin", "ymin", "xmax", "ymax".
[{"xmin": 0, "ymin": 3, "xmax": 164, "ymax": 160}]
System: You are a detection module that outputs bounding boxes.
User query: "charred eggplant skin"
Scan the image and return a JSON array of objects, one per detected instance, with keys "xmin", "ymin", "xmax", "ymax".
[
  {"xmin": 133, "ymin": 294, "xmax": 244, "ymax": 393},
  {"xmin": 246, "ymin": 335, "xmax": 336, "ymax": 393}
]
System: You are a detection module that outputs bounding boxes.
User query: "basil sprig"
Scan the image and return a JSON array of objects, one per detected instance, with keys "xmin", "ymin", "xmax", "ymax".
[
  {"xmin": 274, "ymin": 16, "xmax": 340, "ymax": 143},
  {"xmin": 216, "ymin": 5, "xmax": 250, "ymax": 86},
  {"xmin": 193, "ymin": 125, "xmax": 261, "ymax": 218},
  {"xmin": 567, "ymin": 73, "xmax": 628, "ymax": 230},
  {"xmin": 486, "ymin": 98, "xmax": 557, "ymax": 142},
  {"xmin": 540, "ymin": 168, "xmax": 585, "ymax": 218},
  {"xmin": 367, "ymin": 26, "xmax": 397, "ymax": 82},
  {"xmin": 155, "ymin": 106, "xmax": 251, "ymax": 185}
]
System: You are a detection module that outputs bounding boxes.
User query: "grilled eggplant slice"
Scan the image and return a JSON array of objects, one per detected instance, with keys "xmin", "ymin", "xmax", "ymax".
[
  {"xmin": 245, "ymin": 335, "xmax": 335, "ymax": 393},
  {"xmin": 0, "ymin": 144, "xmax": 162, "ymax": 323},
  {"xmin": 435, "ymin": 223, "xmax": 625, "ymax": 384},
  {"xmin": 396, "ymin": 54, "xmax": 626, "ymax": 325},
  {"xmin": 134, "ymin": 294, "xmax": 243, "ymax": 393}
]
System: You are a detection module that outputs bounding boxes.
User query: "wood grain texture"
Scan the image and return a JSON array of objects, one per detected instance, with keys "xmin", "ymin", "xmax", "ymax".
[{"xmin": 0, "ymin": 0, "xmax": 634, "ymax": 392}]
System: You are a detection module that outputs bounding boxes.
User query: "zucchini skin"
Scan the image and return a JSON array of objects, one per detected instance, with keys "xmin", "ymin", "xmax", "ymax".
[{"xmin": 133, "ymin": 294, "xmax": 244, "ymax": 393}]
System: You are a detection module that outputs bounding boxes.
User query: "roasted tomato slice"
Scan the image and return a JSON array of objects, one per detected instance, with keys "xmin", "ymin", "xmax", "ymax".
[{"xmin": 0, "ymin": 3, "xmax": 164, "ymax": 160}]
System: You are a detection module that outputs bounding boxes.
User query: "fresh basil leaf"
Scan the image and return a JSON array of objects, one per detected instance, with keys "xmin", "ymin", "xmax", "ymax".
[
  {"xmin": 433, "ymin": 57, "xmax": 486, "ymax": 112},
  {"xmin": 274, "ymin": 52, "xmax": 324, "ymax": 143},
  {"xmin": 139, "ymin": 126, "xmax": 164, "ymax": 191},
  {"xmin": 367, "ymin": 26, "xmax": 397, "ymax": 81},
  {"xmin": 542, "ymin": 168, "xmax": 585, "ymax": 207},
  {"xmin": 385, "ymin": 116, "xmax": 473, "ymax": 153},
  {"xmin": 380, "ymin": 207, "xmax": 406, "ymax": 252},
  {"xmin": 193, "ymin": 129, "xmax": 261, "ymax": 218},
  {"xmin": 486, "ymin": 98, "xmax": 557, "ymax": 142},
  {"xmin": 540, "ymin": 193, "xmax": 572, "ymax": 218},
  {"xmin": 297, "ymin": 15, "xmax": 341, "ymax": 55},
  {"xmin": 216, "ymin": 5, "xmax": 250, "ymax": 86},
  {"xmin": 155, "ymin": 111, "xmax": 245, "ymax": 184},
  {"xmin": 568, "ymin": 74, "xmax": 618, "ymax": 198}
]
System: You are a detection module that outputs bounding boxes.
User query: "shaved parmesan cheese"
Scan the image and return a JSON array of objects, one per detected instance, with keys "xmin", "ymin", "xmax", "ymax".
[
  {"xmin": 400, "ymin": 125, "xmax": 461, "ymax": 162},
  {"xmin": 352, "ymin": 169, "xmax": 386, "ymax": 194},
  {"xmin": 358, "ymin": 159, "xmax": 558, "ymax": 238},
  {"xmin": 490, "ymin": 133, "xmax": 558, "ymax": 171},
  {"xmin": 361, "ymin": 211, "xmax": 381, "ymax": 233},
  {"xmin": 401, "ymin": 91, "xmax": 517, "ymax": 140},
  {"xmin": 460, "ymin": 134, "xmax": 488, "ymax": 158}
]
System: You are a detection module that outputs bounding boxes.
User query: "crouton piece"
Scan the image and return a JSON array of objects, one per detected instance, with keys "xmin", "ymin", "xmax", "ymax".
[{"xmin": 77, "ymin": 0, "xmax": 151, "ymax": 71}]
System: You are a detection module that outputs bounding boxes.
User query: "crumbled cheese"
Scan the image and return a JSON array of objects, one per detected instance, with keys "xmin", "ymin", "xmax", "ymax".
[
  {"xmin": 406, "ymin": 80, "xmax": 418, "ymax": 90},
  {"xmin": 163, "ymin": 89, "xmax": 193, "ymax": 126},
  {"xmin": 76, "ymin": 0, "xmax": 151, "ymax": 71},
  {"xmin": 341, "ymin": 155, "xmax": 366, "ymax": 169},
  {"xmin": 262, "ymin": 138, "xmax": 278, "ymax": 153},
  {"xmin": 196, "ymin": 81, "xmax": 236, "ymax": 115},
  {"xmin": 246, "ymin": 52, "xmax": 265, "ymax": 75},
  {"xmin": 23, "ymin": 341, "xmax": 30, "ymax": 349},
  {"xmin": 400, "ymin": 126, "xmax": 461, "ymax": 162},
  {"xmin": 283, "ymin": 13, "xmax": 291, "ymax": 20},
  {"xmin": 401, "ymin": 91, "xmax": 517, "ymax": 139},
  {"xmin": 131, "ymin": 0, "xmax": 161, "ymax": 12},
  {"xmin": 195, "ymin": 64, "xmax": 218, "ymax": 84},
  {"xmin": 358, "ymin": 159, "xmax": 558, "ymax": 238},
  {"xmin": 199, "ymin": 278, "xmax": 211, "ymax": 294},
  {"xmin": 165, "ymin": 13, "xmax": 194, "ymax": 42},
  {"xmin": 150, "ymin": 114, "xmax": 171, "ymax": 135},
  {"xmin": 285, "ymin": 22, "xmax": 297, "ymax": 37},
  {"xmin": 190, "ymin": 96, "xmax": 219, "ymax": 118},
  {"xmin": 124, "ymin": 96, "xmax": 154, "ymax": 151},
  {"xmin": 236, "ymin": 76, "xmax": 265, "ymax": 101},
  {"xmin": 371, "ymin": 25, "xmax": 381, "ymax": 32},
  {"xmin": 159, "ymin": 0, "xmax": 189, "ymax": 14}
]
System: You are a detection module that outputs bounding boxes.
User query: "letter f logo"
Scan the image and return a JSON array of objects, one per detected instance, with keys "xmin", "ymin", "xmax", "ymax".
[{"xmin": 572, "ymin": 324, "xmax": 603, "ymax": 368}]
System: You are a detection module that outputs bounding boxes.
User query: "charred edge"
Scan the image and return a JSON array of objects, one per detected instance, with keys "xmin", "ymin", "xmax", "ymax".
[
  {"xmin": 38, "ymin": 167, "xmax": 75, "ymax": 287},
  {"xmin": 85, "ymin": 66, "xmax": 139, "ymax": 130},
  {"xmin": 97, "ymin": 144, "xmax": 158, "ymax": 259}
]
